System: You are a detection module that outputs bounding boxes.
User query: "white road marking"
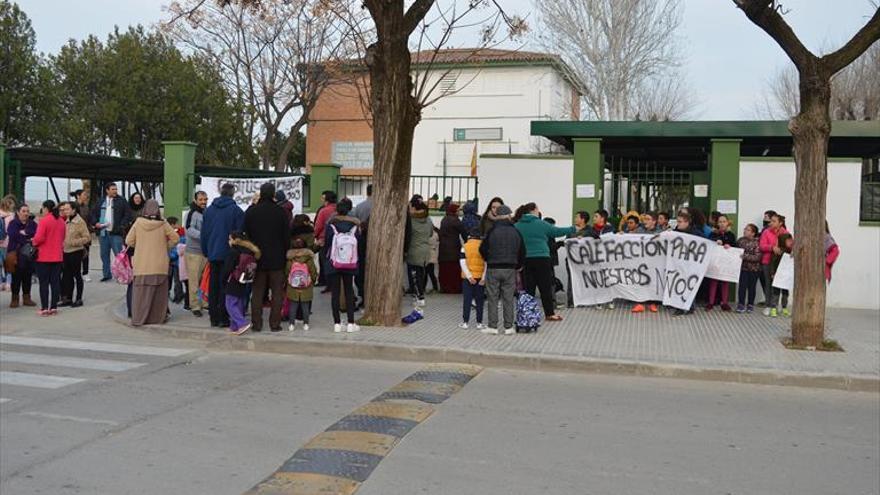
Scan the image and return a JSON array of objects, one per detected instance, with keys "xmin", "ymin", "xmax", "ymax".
[
  {"xmin": 0, "ymin": 398, "xmax": 11, "ymax": 404},
  {"xmin": 0, "ymin": 336, "xmax": 192, "ymax": 357},
  {"xmin": 0, "ymin": 351, "xmax": 146, "ymax": 372},
  {"xmin": 20, "ymin": 411, "xmax": 119, "ymax": 426},
  {"xmin": 0, "ymin": 371, "xmax": 86, "ymax": 389}
]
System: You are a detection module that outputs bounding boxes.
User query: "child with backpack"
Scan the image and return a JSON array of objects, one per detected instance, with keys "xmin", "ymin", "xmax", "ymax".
[
  {"xmin": 222, "ymin": 232, "xmax": 261, "ymax": 335},
  {"xmin": 286, "ymin": 238, "xmax": 317, "ymax": 331},
  {"xmin": 324, "ymin": 199, "xmax": 361, "ymax": 333}
]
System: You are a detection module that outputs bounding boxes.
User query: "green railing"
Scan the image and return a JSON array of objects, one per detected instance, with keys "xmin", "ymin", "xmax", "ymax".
[{"xmin": 337, "ymin": 175, "xmax": 478, "ymax": 206}]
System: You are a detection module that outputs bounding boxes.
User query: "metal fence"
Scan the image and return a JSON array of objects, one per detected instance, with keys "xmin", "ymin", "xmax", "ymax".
[
  {"xmin": 337, "ymin": 175, "xmax": 478, "ymax": 206},
  {"xmin": 605, "ymin": 159, "xmax": 694, "ymax": 216},
  {"xmin": 861, "ymin": 182, "xmax": 880, "ymax": 222}
]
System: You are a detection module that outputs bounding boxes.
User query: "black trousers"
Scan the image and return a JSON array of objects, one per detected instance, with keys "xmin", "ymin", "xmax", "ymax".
[
  {"xmin": 738, "ymin": 270, "xmax": 760, "ymax": 306},
  {"xmin": 523, "ymin": 257, "xmax": 556, "ymax": 317},
  {"xmin": 407, "ymin": 264, "xmax": 427, "ymax": 299},
  {"xmin": 35, "ymin": 262, "xmax": 62, "ymax": 310},
  {"xmin": 62, "ymin": 250, "xmax": 85, "ymax": 301},
  {"xmin": 330, "ymin": 273, "xmax": 356, "ymax": 324},
  {"xmin": 208, "ymin": 260, "xmax": 229, "ymax": 325},
  {"xmin": 425, "ymin": 263, "xmax": 439, "ymax": 291},
  {"xmin": 81, "ymin": 244, "xmax": 90, "ymax": 275},
  {"xmin": 11, "ymin": 266, "xmax": 33, "ymax": 297}
]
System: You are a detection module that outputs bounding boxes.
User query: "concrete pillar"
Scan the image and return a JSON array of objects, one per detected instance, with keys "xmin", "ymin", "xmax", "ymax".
[
  {"xmin": 308, "ymin": 163, "xmax": 341, "ymax": 213},
  {"xmin": 162, "ymin": 141, "xmax": 197, "ymax": 220},
  {"xmin": 709, "ymin": 139, "xmax": 742, "ymax": 230},
  {"xmin": 572, "ymin": 138, "xmax": 603, "ymax": 217},
  {"xmin": 0, "ymin": 143, "xmax": 6, "ymax": 198}
]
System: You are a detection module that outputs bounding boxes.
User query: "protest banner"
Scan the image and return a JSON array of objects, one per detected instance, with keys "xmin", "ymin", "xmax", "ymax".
[
  {"xmin": 200, "ymin": 176, "xmax": 303, "ymax": 212},
  {"xmin": 772, "ymin": 253, "xmax": 794, "ymax": 291},
  {"xmin": 704, "ymin": 245, "xmax": 744, "ymax": 283},
  {"xmin": 566, "ymin": 232, "xmax": 715, "ymax": 311}
]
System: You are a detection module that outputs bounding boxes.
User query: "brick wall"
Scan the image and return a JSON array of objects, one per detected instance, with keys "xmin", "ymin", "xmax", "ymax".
[{"xmin": 307, "ymin": 76, "xmax": 373, "ymax": 172}]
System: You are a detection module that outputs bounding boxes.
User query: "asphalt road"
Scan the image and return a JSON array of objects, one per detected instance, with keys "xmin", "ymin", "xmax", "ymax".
[{"xmin": 1, "ymin": 282, "xmax": 878, "ymax": 494}]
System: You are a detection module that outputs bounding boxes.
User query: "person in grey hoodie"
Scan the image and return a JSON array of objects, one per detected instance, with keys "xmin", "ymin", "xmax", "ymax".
[{"xmin": 184, "ymin": 191, "xmax": 208, "ymax": 317}]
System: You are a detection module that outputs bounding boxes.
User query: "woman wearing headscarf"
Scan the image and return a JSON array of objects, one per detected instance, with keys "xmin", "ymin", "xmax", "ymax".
[
  {"xmin": 438, "ymin": 203, "xmax": 466, "ymax": 294},
  {"xmin": 125, "ymin": 199, "xmax": 179, "ymax": 326}
]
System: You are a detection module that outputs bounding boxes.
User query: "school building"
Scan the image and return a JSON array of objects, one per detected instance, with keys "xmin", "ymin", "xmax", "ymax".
[{"xmin": 479, "ymin": 120, "xmax": 880, "ymax": 309}]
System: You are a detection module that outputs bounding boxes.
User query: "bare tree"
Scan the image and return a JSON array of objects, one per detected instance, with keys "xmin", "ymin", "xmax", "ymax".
[
  {"xmin": 735, "ymin": 0, "xmax": 880, "ymax": 348},
  {"xmin": 535, "ymin": 0, "xmax": 694, "ymax": 121},
  {"xmin": 164, "ymin": 0, "xmax": 360, "ymax": 171},
  {"xmin": 757, "ymin": 42, "xmax": 879, "ymax": 120}
]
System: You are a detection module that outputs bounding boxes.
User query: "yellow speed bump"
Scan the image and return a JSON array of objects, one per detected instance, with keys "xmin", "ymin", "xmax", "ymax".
[
  {"xmin": 389, "ymin": 380, "xmax": 462, "ymax": 397},
  {"xmin": 422, "ymin": 363, "xmax": 483, "ymax": 376},
  {"xmin": 243, "ymin": 472, "xmax": 360, "ymax": 495},
  {"xmin": 302, "ymin": 431, "xmax": 399, "ymax": 457},
  {"xmin": 353, "ymin": 401, "xmax": 434, "ymax": 423}
]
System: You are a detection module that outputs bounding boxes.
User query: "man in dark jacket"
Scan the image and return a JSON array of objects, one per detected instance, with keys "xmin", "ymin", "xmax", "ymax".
[
  {"xmin": 90, "ymin": 182, "xmax": 132, "ymax": 282},
  {"xmin": 245, "ymin": 182, "xmax": 291, "ymax": 331},
  {"xmin": 274, "ymin": 189, "xmax": 294, "ymax": 226},
  {"xmin": 201, "ymin": 183, "xmax": 246, "ymax": 327},
  {"xmin": 479, "ymin": 205, "xmax": 525, "ymax": 334}
]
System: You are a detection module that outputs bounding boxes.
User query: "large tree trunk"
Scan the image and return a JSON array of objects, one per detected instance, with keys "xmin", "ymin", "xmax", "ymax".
[
  {"xmin": 362, "ymin": 2, "xmax": 422, "ymax": 326},
  {"xmin": 789, "ymin": 62, "xmax": 832, "ymax": 347}
]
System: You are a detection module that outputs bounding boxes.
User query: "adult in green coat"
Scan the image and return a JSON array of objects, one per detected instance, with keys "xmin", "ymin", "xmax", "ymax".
[
  {"xmin": 406, "ymin": 202, "xmax": 433, "ymax": 304},
  {"xmin": 514, "ymin": 203, "xmax": 575, "ymax": 321}
]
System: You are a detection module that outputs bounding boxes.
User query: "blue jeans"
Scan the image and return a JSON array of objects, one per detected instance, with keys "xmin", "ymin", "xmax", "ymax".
[
  {"xmin": 99, "ymin": 234, "xmax": 124, "ymax": 280},
  {"xmin": 462, "ymin": 280, "xmax": 485, "ymax": 324}
]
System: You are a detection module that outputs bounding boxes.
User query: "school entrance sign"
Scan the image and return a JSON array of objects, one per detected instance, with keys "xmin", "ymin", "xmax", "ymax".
[
  {"xmin": 566, "ymin": 232, "xmax": 717, "ymax": 311},
  {"xmin": 200, "ymin": 176, "xmax": 303, "ymax": 212}
]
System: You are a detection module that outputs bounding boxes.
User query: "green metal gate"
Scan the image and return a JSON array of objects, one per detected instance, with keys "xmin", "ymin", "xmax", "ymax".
[{"xmin": 605, "ymin": 158, "xmax": 693, "ymax": 216}]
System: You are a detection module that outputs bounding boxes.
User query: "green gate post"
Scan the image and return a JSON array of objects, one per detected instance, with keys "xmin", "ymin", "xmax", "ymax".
[
  {"xmin": 572, "ymin": 138, "xmax": 603, "ymax": 218},
  {"xmin": 709, "ymin": 139, "xmax": 742, "ymax": 231},
  {"xmin": 0, "ymin": 143, "xmax": 6, "ymax": 198},
  {"xmin": 162, "ymin": 141, "xmax": 197, "ymax": 220},
  {"xmin": 308, "ymin": 163, "xmax": 341, "ymax": 213}
]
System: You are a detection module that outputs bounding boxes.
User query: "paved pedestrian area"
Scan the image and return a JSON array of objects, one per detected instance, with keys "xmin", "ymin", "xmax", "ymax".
[{"xmin": 115, "ymin": 289, "xmax": 880, "ymax": 381}]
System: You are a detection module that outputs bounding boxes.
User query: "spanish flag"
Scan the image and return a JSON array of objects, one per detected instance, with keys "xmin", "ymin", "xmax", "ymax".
[{"xmin": 469, "ymin": 142, "xmax": 478, "ymax": 177}]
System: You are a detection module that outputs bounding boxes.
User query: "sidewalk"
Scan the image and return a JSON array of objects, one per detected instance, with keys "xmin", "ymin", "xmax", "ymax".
[{"xmin": 108, "ymin": 287, "xmax": 880, "ymax": 392}]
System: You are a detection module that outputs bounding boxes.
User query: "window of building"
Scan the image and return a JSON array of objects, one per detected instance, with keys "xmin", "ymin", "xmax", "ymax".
[{"xmin": 861, "ymin": 157, "xmax": 880, "ymax": 222}]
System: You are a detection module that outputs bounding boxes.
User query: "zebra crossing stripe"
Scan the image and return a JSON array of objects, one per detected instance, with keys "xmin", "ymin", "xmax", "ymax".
[
  {"xmin": 0, "ymin": 398, "xmax": 11, "ymax": 404},
  {"xmin": 0, "ymin": 351, "xmax": 146, "ymax": 372},
  {"xmin": 0, "ymin": 371, "xmax": 86, "ymax": 389},
  {"xmin": 0, "ymin": 336, "xmax": 192, "ymax": 357}
]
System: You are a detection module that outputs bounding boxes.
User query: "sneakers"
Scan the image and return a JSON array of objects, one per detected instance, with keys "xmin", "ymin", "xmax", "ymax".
[
  {"xmin": 763, "ymin": 307, "xmax": 772, "ymax": 316},
  {"xmin": 288, "ymin": 322, "xmax": 296, "ymax": 332},
  {"xmin": 782, "ymin": 308, "xmax": 790, "ymax": 317},
  {"xmin": 476, "ymin": 323, "xmax": 486, "ymax": 330},
  {"xmin": 503, "ymin": 328, "xmax": 516, "ymax": 335},
  {"xmin": 607, "ymin": 303, "xmax": 615, "ymax": 310},
  {"xmin": 770, "ymin": 308, "xmax": 778, "ymax": 318},
  {"xmin": 83, "ymin": 275, "xmax": 92, "ymax": 282},
  {"xmin": 192, "ymin": 309, "xmax": 203, "ymax": 317},
  {"xmin": 346, "ymin": 323, "xmax": 360, "ymax": 333},
  {"xmin": 480, "ymin": 327, "xmax": 499, "ymax": 335},
  {"xmin": 417, "ymin": 299, "xmax": 426, "ymax": 307},
  {"xmin": 649, "ymin": 304, "xmax": 658, "ymax": 313},
  {"xmin": 746, "ymin": 305, "xmax": 755, "ymax": 313},
  {"xmin": 303, "ymin": 323, "xmax": 309, "ymax": 331},
  {"xmin": 632, "ymin": 304, "xmax": 646, "ymax": 313},
  {"xmin": 736, "ymin": 304, "xmax": 746, "ymax": 313},
  {"xmin": 721, "ymin": 303, "xmax": 732, "ymax": 312},
  {"xmin": 71, "ymin": 300, "xmax": 83, "ymax": 308},
  {"xmin": 458, "ymin": 322, "xmax": 470, "ymax": 329},
  {"xmin": 334, "ymin": 323, "xmax": 343, "ymax": 333},
  {"xmin": 231, "ymin": 323, "xmax": 251, "ymax": 335}
]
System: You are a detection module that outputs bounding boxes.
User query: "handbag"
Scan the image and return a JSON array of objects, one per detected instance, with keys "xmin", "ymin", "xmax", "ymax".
[
  {"xmin": 18, "ymin": 241, "xmax": 38, "ymax": 265},
  {"xmin": 3, "ymin": 251, "xmax": 17, "ymax": 274}
]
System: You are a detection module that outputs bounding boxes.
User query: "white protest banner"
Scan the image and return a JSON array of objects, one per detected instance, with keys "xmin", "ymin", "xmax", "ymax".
[
  {"xmin": 200, "ymin": 176, "xmax": 303, "ymax": 212},
  {"xmin": 566, "ymin": 231, "xmax": 714, "ymax": 311},
  {"xmin": 704, "ymin": 245, "xmax": 744, "ymax": 283},
  {"xmin": 772, "ymin": 253, "xmax": 794, "ymax": 291}
]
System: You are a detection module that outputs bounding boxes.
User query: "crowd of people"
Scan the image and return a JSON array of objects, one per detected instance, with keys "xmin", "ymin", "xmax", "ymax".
[{"xmin": 0, "ymin": 181, "xmax": 841, "ymax": 335}]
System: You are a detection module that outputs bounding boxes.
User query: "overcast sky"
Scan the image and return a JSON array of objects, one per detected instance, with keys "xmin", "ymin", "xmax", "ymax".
[{"xmin": 16, "ymin": 0, "xmax": 878, "ymax": 120}]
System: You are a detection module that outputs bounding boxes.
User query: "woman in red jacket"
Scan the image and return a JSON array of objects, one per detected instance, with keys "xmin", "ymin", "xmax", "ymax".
[{"xmin": 32, "ymin": 200, "xmax": 67, "ymax": 315}]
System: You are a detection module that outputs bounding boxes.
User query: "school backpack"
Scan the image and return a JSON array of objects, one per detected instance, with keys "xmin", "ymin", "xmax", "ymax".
[
  {"xmin": 515, "ymin": 291, "xmax": 543, "ymax": 333},
  {"xmin": 288, "ymin": 261, "xmax": 312, "ymax": 289},
  {"xmin": 229, "ymin": 251, "xmax": 257, "ymax": 284},
  {"xmin": 111, "ymin": 248, "xmax": 133, "ymax": 284},
  {"xmin": 329, "ymin": 224, "xmax": 358, "ymax": 271}
]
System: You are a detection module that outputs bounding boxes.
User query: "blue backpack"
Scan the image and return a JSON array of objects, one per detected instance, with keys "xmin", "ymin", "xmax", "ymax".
[{"xmin": 515, "ymin": 291, "xmax": 543, "ymax": 333}]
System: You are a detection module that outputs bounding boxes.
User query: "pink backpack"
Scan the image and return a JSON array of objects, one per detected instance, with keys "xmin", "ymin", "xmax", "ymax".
[
  {"xmin": 288, "ymin": 261, "xmax": 312, "ymax": 289},
  {"xmin": 111, "ymin": 248, "xmax": 133, "ymax": 284},
  {"xmin": 329, "ymin": 224, "xmax": 358, "ymax": 271}
]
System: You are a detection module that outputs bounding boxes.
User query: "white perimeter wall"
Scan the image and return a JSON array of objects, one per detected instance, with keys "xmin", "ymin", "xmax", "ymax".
[
  {"xmin": 478, "ymin": 155, "xmax": 574, "ymax": 229},
  {"xmin": 740, "ymin": 160, "xmax": 879, "ymax": 310}
]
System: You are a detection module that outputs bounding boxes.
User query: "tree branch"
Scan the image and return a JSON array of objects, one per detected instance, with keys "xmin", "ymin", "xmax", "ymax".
[
  {"xmin": 733, "ymin": 0, "xmax": 814, "ymax": 69},
  {"xmin": 822, "ymin": 7, "xmax": 880, "ymax": 74},
  {"xmin": 403, "ymin": 0, "xmax": 436, "ymax": 35}
]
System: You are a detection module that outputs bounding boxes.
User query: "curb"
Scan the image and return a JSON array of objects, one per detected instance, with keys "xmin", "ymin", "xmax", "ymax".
[{"xmin": 107, "ymin": 302, "xmax": 880, "ymax": 393}]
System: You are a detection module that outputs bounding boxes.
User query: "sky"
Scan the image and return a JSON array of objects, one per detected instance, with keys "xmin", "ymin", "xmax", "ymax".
[{"xmin": 16, "ymin": 0, "xmax": 879, "ymax": 120}]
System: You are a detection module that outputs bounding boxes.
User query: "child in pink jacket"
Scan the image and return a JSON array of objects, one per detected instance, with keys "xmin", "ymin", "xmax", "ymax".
[{"xmin": 759, "ymin": 213, "xmax": 787, "ymax": 310}]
